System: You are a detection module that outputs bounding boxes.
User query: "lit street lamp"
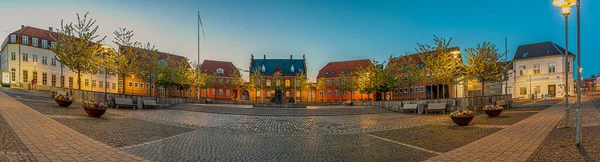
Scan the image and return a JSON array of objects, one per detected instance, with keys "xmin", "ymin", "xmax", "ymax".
[{"xmin": 552, "ymin": 0, "xmax": 575, "ymax": 129}]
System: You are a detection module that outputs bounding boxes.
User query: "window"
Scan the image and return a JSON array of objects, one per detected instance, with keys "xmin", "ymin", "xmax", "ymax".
[
  {"xmin": 32, "ymin": 72, "xmax": 37, "ymax": 84},
  {"xmin": 256, "ymin": 90, "xmax": 260, "ymax": 97},
  {"xmin": 61, "ymin": 76, "xmax": 65, "ymax": 87},
  {"xmin": 146, "ymin": 83, "xmax": 149, "ymax": 89},
  {"xmin": 112, "ymin": 83, "xmax": 117, "ymax": 90},
  {"xmin": 334, "ymin": 90, "xmax": 339, "ymax": 96},
  {"xmin": 325, "ymin": 72, "xmax": 328, "ymax": 76},
  {"xmin": 51, "ymin": 75, "xmax": 56, "ymax": 87},
  {"xmin": 99, "ymin": 81, "xmax": 103, "ymax": 89},
  {"xmin": 151, "ymin": 84, "xmax": 154, "ymax": 89},
  {"xmin": 216, "ymin": 68, "xmax": 225, "ymax": 74},
  {"xmin": 414, "ymin": 87, "xmax": 419, "ymax": 92},
  {"xmin": 32, "ymin": 38, "xmax": 38, "ymax": 47},
  {"xmin": 534, "ymin": 85, "xmax": 541, "ymax": 94},
  {"xmin": 420, "ymin": 86, "xmax": 424, "ymax": 92},
  {"xmin": 140, "ymin": 82, "xmax": 144, "ymax": 88},
  {"xmin": 106, "ymin": 82, "xmax": 110, "ymax": 89},
  {"xmin": 341, "ymin": 79, "xmax": 345, "ymax": 84},
  {"xmin": 285, "ymin": 80, "xmax": 290, "ymax": 87},
  {"xmin": 266, "ymin": 79, "xmax": 271, "ymax": 86},
  {"xmin": 319, "ymin": 90, "xmax": 323, "ymax": 96},
  {"xmin": 326, "ymin": 80, "xmax": 331, "ymax": 86},
  {"xmin": 33, "ymin": 55, "xmax": 38, "ymax": 63},
  {"xmin": 404, "ymin": 88, "xmax": 408, "ymax": 93},
  {"xmin": 51, "ymin": 42, "xmax": 56, "ymax": 49},
  {"xmin": 22, "ymin": 36, "xmax": 28, "ymax": 45},
  {"xmin": 226, "ymin": 89, "xmax": 230, "ymax": 96},
  {"xmin": 523, "ymin": 52, "xmax": 529, "ymax": 57},
  {"xmin": 42, "ymin": 73, "xmax": 47, "ymax": 85},
  {"xmin": 11, "ymin": 68, "xmax": 15, "ymax": 82},
  {"xmin": 84, "ymin": 79, "xmax": 89, "ymax": 87},
  {"xmin": 68, "ymin": 77, "xmax": 73, "ymax": 88},
  {"xmin": 51, "ymin": 58, "xmax": 56, "ymax": 66},
  {"xmin": 10, "ymin": 35, "xmax": 16, "ymax": 43},
  {"xmin": 332, "ymin": 72, "xmax": 335, "ymax": 75},
  {"xmin": 327, "ymin": 90, "xmax": 332, "ymax": 96},
  {"xmin": 347, "ymin": 70, "xmax": 351, "ymax": 74},
  {"xmin": 129, "ymin": 81, "xmax": 132, "ymax": 87},
  {"xmin": 286, "ymin": 91, "xmax": 290, "ymax": 97},
  {"xmin": 548, "ymin": 63, "xmax": 556, "ymax": 73},
  {"xmin": 42, "ymin": 40, "xmax": 48, "ymax": 49},
  {"xmin": 22, "ymin": 70, "xmax": 28, "ymax": 82},
  {"xmin": 10, "ymin": 52, "xmax": 15, "ymax": 60},
  {"xmin": 22, "ymin": 53, "xmax": 28, "ymax": 62},
  {"xmin": 334, "ymin": 80, "xmax": 339, "ymax": 85},
  {"xmin": 91, "ymin": 80, "xmax": 96, "ymax": 88},
  {"xmin": 404, "ymin": 76, "xmax": 408, "ymax": 81},
  {"xmin": 533, "ymin": 64, "xmax": 541, "ymax": 74},
  {"xmin": 519, "ymin": 66, "xmax": 526, "ymax": 76},
  {"xmin": 520, "ymin": 87, "xmax": 527, "ymax": 95},
  {"xmin": 341, "ymin": 70, "xmax": 345, "ymax": 74},
  {"xmin": 219, "ymin": 79, "xmax": 223, "ymax": 84},
  {"xmin": 41, "ymin": 56, "xmax": 47, "ymax": 65},
  {"xmin": 394, "ymin": 88, "xmax": 399, "ymax": 94},
  {"xmin": 212, "ymin": 88, "xmax": 216, "ymax": 95},
  {"xmin": 567, "ymin": 62, "xmax": 571, "ymax": 72},
  {"xmin": 296, "ymin": 91, "xmax": 300, "ymax": 97},
  {"xmin": 134, "ymin": 82, "xmax": 138, "ymax": 88},
  {"xmin": 342, "ymin": 90, "xmax": 347, "ymax": 96},
  {"xmin": 219, "ymin": 89, "xmax": 223, "ymax": 96}
]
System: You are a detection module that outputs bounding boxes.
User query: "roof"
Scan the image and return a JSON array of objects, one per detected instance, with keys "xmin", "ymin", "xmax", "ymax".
[
  {"xmin": 200, "ymin": 60, "xmax": 238, "ymax": 76},
  {"xmin": 317, "ymin": 59, "xmax": 373, "ymax": 78},
  {"xmin": 513, "ymin": 41, "xmax": 575, "ymax": 61},
  {"xmin": 119, "ymin": 45, "xmax": 188, "ymax": 68},
  {"xmin": 250, "ymin": 58, "xmax": 306, "ymax": 76},
  {"xmin": 390, "ymin": 46, "xmax": 460, "ymax": 64},
  {"xmin": 10, "ymin": 26, "xmax": 59, "ymax": 41}
]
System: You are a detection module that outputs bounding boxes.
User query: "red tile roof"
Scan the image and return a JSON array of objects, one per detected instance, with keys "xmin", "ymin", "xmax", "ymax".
[
  {"xmin": 119, "ymin": 45, "xmax": 188, "ymax": 68},
  {"xmin": 10, "ymin": 26, "xmax": 59, "ymax": 41},
  {"xmin": 200, "ymin": 60, "xmax": 238, "ymax": 76},
  {"xmin": 317, "ymin": 59, "xmax": 373, "ymax": 78},
  {"xmin": 389, "ymin": 47, "xmax": 461, "ymax": 64}
]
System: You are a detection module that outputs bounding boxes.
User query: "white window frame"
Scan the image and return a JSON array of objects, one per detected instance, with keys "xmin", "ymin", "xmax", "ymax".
[
  {"xmin": 32, "ymin": 37, "xmax": 38, "ymax": 47},
  {"xmin": 548, "ymin": 62, "xmax": 556, "ymax": 73},
  {"xmin": 51, "ymin": 42, "xmax": 56, "ymax": 49},
  {"xmin": 42, "ymin": 40, "xmax": 48, "ymax": 49},
  {"xmin": 10, "ymin": 35, "xmax": 16, "ymax": 43},
  {"xmin": 226, "ymin": 89, "xmax": 230, "ymax": 96},
  {"xmin": 22, "ymin": 36, "xmax": 28, "ymax": 45},
  {"xmin": 533, "ymin": 64, "xmax": 541, "ymax": 74}
]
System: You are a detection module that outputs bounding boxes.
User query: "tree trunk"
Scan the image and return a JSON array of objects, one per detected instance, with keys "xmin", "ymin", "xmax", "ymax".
[
  {"xmin": 443, "ymin": 84, "xmax": 446, "ymax": 99},
  {"xmin": 77, "ymin": 69, "xmax": 81, "ymax": 90},
  {"xmin": 481, "ymin": 81, "xmax": 485, "ymax": 96},
  {"xmin": 350, "ymin": 90, "xmax": 353, "ymax": 102}
]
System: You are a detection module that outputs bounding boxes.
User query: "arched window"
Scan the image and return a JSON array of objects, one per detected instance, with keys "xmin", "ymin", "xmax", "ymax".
[
  {"xmin": 325, "ymin": 72, "xmax": 329, "ymax": 76},
  {"xmin": 216, "ymin": 68, "xmax": 225, "ymax": 74},
  {"xmin": 285, "ymin": 80, "xmax": 290, "ymax": 87},
  {"xmin": 286, "ymin": 91, "xmax": 290, "ymax": 97},
  {"xmin": 266, "ymin": 79, "xmax": 271, "ymax": 86},
  {"xmin": 341, "ymin": 70, "xmax": 344, "ymax": 74}
]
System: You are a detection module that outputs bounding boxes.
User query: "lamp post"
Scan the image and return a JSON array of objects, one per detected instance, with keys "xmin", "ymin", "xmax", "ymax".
[
  {"xmin": 553, "ymin": 0, "xmax": 576, "ymax": 128},
  {"xmin": 452, "ymin": 51, "xmax": 460, "ymax": 98},
  {"xmin": 575, "ymin": 0, "xmax": 582, "ymax": 147}
]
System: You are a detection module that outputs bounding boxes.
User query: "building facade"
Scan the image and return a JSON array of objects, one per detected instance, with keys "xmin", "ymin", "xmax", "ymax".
[
  {"xmin": 245, "ymin": 54, "xmax": 310, "ymax": 102},
  {"xmin": 317, "ymin": 59, "xmax": 374, "ymax": 102},
  {"xmin": 0, "ymin": 26, "xmax": 118, "ymax": 93},
  {"xmin": 198, "ymin": 60, "xmax": 240, "ymax": 100},
  {"xmin": 512, "ymin": 41, "xmax": 575, "ymax": 99}
]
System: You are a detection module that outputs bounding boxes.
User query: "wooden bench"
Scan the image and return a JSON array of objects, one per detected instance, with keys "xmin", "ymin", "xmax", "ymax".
[
  {"xmin": 343, "ymin": 100, "xmax": 352, "ymax": 106},
  {"xmin": 426, "ymin": 103, "xmax": 446, "ymax": 114},
  {"xmin": 496, "ymin": 100, "xmax": 509, "ymax": 108},
  {"xmin": 402, "ymin": 104, "xmax": 419, "ymax": 113},
  {"xmin": 114, "ymin": 98, "xmax": 136, "ymax": 109},
  {"xmin": 142, "ymin": 99, "xmax": 158, "ymax": 109},
  {"xmin": 205, "ymin": 98, "xmax": 213, "ymax": 104}
]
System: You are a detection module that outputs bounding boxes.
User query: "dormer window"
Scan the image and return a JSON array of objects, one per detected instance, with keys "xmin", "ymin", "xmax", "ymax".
[
  {"xmin": 10, "ymin": 35, "xmax": 16, "ymax": 43},
  {"xmin": 546, "ymin": 49, "xmax": 551, "ymax": 53},
  {"xmin": 22, "ymin": 36, "xmax": 28, "ymax": 45},
  {"xmin": 261, "ymin": 65, "xmax": 266, "ymax": 73},
  {"xmin": 347, "ymin": 70, "xmax": 351, "ymax": 74},
  {"xmin": 42, "ymin": 40, "xmax": 48, "ymax": 49},
  {"xmin": 51, "ymin": 42, "xmax": 56, "ymax": 49},
  {"xmin": 290, "ymin": 65, "xmax": 295, "ymax": 73},
  {"xmin": 325, "ymin": 72, "xmax": 328, "ymax": 76},
  {"xmin": 341, "ymin": 70, "xmax": 344, "ymax": 74},
  {"xmin": 158, "ymin": 60, "xmax": 167, "ymax": 66},
  {"xmin": 523, "ymin": 52, "xmax": 529, "ymax": 58},
  {"xmin": 32, "ymin": 37, "xmax": 38, "ymax": 47},
  {"xmin": 216, "ymin": 68, "xmax": 225, "ymax": 75},
  {"xmin": 332, "ymin": 72, "xmax": 335, "ymax": 75}
]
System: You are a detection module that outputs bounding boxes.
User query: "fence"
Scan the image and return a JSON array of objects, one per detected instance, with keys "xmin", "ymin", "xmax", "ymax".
[
  {"xmin": 52, "ymin": 88, "xmax": 203, "ymax": 108},
  {"xmin": 354, "ymin": 94, "xmax": 512, "ymax": 113}
]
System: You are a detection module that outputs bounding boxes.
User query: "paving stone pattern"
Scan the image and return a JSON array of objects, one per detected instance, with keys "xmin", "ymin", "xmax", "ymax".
[
  {"xmin": 171, "ymin": 103, "xmax": 391, "ymax": 116},
  {"xmin": 0, "ymin": 113, "xmax": 37, "ymax": 162}
]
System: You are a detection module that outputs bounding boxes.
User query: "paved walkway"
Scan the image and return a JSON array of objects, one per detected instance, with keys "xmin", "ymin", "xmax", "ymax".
[
  {"xmin": 426, "ymin": 100, "xmax": 571, "ymax": 162},
  {"xmin": 170, "ymin": 103, "xmax": 390, "ymax": 116},
  {"xmin": 0, "ymin": 91, "xmax": 147, "ymax": 161}
]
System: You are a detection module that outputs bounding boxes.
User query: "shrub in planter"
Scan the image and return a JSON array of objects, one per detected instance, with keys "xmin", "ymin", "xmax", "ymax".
[
  {"xmin": 54, "ymin": 94, "xmax": 73, "ymax": 107},
  {"xmin": 483, "ymin": 105, "xmax": 504, "ymax": 117},
  {"xmin": 82, "ymin": 100, "xmax": 108, "ymax": 117},
  {"xmin": 449, "ymin": 109, "xmax": 475, "ymax": 126}
]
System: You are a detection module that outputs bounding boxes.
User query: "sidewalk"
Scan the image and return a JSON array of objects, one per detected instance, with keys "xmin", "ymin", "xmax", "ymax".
[
  {"xmin": 426, "ymin": 100, "xmax": 570, "ymax": 162},
  {"xmin": 0, "ymin": 91, "xmax": 147, "ymax": 161}
]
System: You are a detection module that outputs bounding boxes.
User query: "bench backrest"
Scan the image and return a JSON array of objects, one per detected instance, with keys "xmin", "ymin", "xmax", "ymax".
[
  {"xmin": 404, "ymin": 104, "xmax": 418, "ymax": 109},
  {"xmin": 115, "ymin": 98, "xmax": 134, "ymax": 105},
  {"xmin": 428, "ymin": 103, "xmax": 446, "ymax": 109},
  {"xmin": 143, "ymin": 99, "xmax": 158, "ymax": 105},
  {"xmin": 496, "ymin": 100, "xmax": 507, "ymax": 105}
]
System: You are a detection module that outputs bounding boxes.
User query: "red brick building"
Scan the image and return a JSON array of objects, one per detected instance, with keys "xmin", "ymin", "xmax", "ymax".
[
  {"xmin": 198, "ymin": 60, "xmax": 239, "ymax": 100},
  {"xmin": 317, "ymin": 59, "xmax": 374, "ymax": 102}
]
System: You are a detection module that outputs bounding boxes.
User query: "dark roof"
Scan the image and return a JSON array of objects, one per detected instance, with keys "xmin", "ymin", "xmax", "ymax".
[
  {"xmin": 513, "ymin": 41, "xmax": 575, "ymax": 61},
  {"xmin": 250, "ymin": 58, "xmax": 305, "ymax": 75},
  {"xmin": 200, "ymin": 60, "xmax": 238, "ymax": 76},
  {"xmin": 119, "ymin": 45, "xmax": 188, "ymax": 68},
  {"xmin": 317, "ymin": 59, "xmax": 373, "ymax": 78},
  {"xmin": 10, "ymin": 26, "xmax": 59, "ymax": 41}
]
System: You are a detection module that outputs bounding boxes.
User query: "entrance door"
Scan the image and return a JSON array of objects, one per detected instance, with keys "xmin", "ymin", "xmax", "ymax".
[{"xmin": 548, "ymin": 85, "xmax": 556, "ymax": 97}]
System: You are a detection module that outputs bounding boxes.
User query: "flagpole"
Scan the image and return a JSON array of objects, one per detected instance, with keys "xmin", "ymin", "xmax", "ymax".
[{"xmin": 197, "ymin": 11, "xmax": 201, "ymax": 100}]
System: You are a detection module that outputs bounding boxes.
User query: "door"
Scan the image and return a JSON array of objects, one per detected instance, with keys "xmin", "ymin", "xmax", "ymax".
[{"xmin": 548, "ymin": 85, "xmax": 556, "ymax": 97}]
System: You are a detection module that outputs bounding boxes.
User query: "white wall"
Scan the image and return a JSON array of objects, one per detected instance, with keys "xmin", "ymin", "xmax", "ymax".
[{"xmin": 512, "ymin": 55, "xmax": 575, "ymax": 98}]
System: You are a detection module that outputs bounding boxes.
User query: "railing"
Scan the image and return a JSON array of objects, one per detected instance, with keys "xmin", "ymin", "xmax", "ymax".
[
  {"xmin": 354, "ymin": 94, "xmax": 512, "ymax": 113},
  {"xmin": 51, "ymin": 87, "xmax": 204, "ymax": 108}
]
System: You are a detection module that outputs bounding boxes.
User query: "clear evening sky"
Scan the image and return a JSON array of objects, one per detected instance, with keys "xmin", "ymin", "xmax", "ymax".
[{"xmin": 1, "ymin": 0, "xmax": 598, "ymax": 81}]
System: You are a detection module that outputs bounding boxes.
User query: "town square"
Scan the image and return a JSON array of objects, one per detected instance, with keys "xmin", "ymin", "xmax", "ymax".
[{"xmin": 0, "ymin": 0, "xmax": 599, "ymax": 161}]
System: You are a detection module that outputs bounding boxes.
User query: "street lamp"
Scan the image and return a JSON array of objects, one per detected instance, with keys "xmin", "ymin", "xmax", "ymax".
[
  {"xmin": 552, "ymin": 0, "xmax": 576, "ymax": 129},
  {"xmin": 452, "ymin": 51, "xmax": 460, "ymax": 98}
]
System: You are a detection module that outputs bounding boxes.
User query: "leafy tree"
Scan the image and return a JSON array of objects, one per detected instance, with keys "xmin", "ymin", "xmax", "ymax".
[
  {"xmin": 335, "ymin": 73, "xmax": 358, "ymax": 102},
  {"xmin": 135, "ymin": 42, "xmax": 159, "ymax": 96},
  {"xmin": 111, "ymin": 27, "xmax": 141, "ymax": 94},
  {"xmin": 417, "ymin": 35, "xmax": 454, "ymax": 98},
  {"xmin": 356, "ymin": 64, "xmax": 377, "ymax": 101},
  {"xmin": 249, "ymin": 68, "xmax": 264, "ymax": 102},
  {"xmin": 373, "ymin": 60, "xmax": 398, "ymax": 101},
  {"xmin": 294, "ymin": 70, "xmax": 308, "ymax": 102},
  {"xmin": 464, "ymin": 42, "xmax": 510, "ymax": 96},
  {"xmin": 391, "ymin": 53, "xmax": 426, "ymax": 100},
  {"xmin": 270, "ymin": 71, "xmax": 283, "ymax": 91},
  {"xmin": 50, "ymin": 12, "xmax": 106, "ymax": 90},
  {"xmin": 226, "ymin": 69, "xmax": 244, "ymax": 100},
  {"xmin": 316, "ymin": 78, "xmax": 326, "ymax": 102}
]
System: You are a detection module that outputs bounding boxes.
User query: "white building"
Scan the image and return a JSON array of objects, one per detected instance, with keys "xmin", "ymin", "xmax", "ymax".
[
  {"xmin": 0, "ymin": 26, "xmax": 118, "ymax": 93},
  {"xmin": 512, "ymin": 41, "xmax": 575, "ymax": 99}
]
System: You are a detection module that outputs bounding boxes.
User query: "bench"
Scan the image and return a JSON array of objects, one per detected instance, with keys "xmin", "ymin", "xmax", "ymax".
[
  {"xmin": 142, "ymin": 99, "xmax": 158, "ymax": 109},
  {"xmin": 114, "ymin": 98, "xmax": 136, "ymax": 109},
  {"xmin": 402, "ymin": 104, "xmax": 419, "ymax": 113},
  {"xmin": 55, "ymin": 90, "xmax": 68, "ymax": 96},
  {"xmin": 343, "ymin": 100, "xmax": 352, "ymax": 106},
  {"xmin": 205, "ymin": 98, "xmax": 213, "ymax": 104},
  {"xmin": 496, "ymin": 100, "xmax": 509, "ymax": 108},
  {"xmin": 426, "ymin": 103, "xmax": 446, "ymax": 114}
]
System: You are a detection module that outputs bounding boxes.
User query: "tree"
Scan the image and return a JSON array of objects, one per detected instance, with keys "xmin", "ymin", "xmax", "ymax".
[
  {"xmin": 464, "ymin": 42, "xmax": 510, "ymax": 96},
  {"xmin": 50, "ymin": 12, "xmax": 106, "ymax": 90},
  {"xmin": 356, "ymin": 64, "xmax": 377, "ymax": 101},
  {"xmin": 372, "ymin": 60, "xmax": 398, "ymax": 101},
  {"xmin": 226, "ymin": 69, "xmax": 243, "ymax": 100},
  {"xmin": 295, "ymin": 70, "xmax": 308, "ymax": 102},
  {"xmin": 112, "ymin": 27, "xmax": 141, "ymax": 94},
  {"xmin": 136, "ymin": 42, "xmax": 159, "ymax": 96},
  {"xmin": 392, "ymin": 53, "xmax": 426, "ymax": 100},
  {"xmin": 249, "ymin": 68, "xmax": 264, "ymax": 102},
  {"xmin": 316, "ymin": 78, "xmax": 326, "ymax": 102},
  {"xmin": 417, "ymin": 35, "xmax": 454, "ymax": 98},
  {"xmin": 335, "ymin": 73, "xmax": 358, "ymax": 102}
]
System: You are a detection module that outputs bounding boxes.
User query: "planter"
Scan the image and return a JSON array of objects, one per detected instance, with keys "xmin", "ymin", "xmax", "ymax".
[
  {"xmin": 484, "ymin": 110, "xmax": 503, "ymax": 117},
  {"xmin": 451, "ymin": 116, "xmax": 474, "ymax": 126},
  {"xmin": 83, "ymin": 108, "xmax": 106, "ymax": 117},
  {"xmin": 55, "ymin": 99, "xmax": 73, "ymax": 107}
]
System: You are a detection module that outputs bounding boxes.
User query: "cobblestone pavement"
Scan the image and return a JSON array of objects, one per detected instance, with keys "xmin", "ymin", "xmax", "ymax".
[
  {"xmin": 170, "ymin": 103, "xmax": 391, "ymax": 116},
  {"xmin": 0, "ymin": 91, "xmax": 147, "ymax": 161},
  {"xmin": 0, "ymin": 112, "xmax": 37, "ymax": 162}
]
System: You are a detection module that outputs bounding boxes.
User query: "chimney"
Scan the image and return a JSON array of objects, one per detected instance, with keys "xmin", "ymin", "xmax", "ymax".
[
  {"xmin": 263, "ymin": 54, "xmax": 266, "ymax": 60},
  {"xmin": 49, "ymin": 27, "xmax": 53, "ymax": 32},
  {"xmin": 21, "ymin": 25, "xmax": 24, "ymax": 29},
  {"xmin": 290, "ymin": 55, "xmax": 293, "ymax": 60},
  {"xmin": 303, "ymin": 54, "xmax": 305, "ymax": 60},
  {"xmin": 251, "ymin": 54, "xmax": 254, "ymax": 60}
]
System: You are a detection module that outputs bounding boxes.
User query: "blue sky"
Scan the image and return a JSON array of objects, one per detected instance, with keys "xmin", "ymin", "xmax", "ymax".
[{"xmin": 1, "ymin": 0, "xmax": 598, "ymax": 81}]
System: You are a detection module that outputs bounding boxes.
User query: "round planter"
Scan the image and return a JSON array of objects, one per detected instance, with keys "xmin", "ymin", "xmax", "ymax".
[
  {"xmin": 451, "ymin": 116, "xmax": 474, "ymax": 126},
  {"xmin": 83, "ymin": 107, "xmax": 106, "ymax": 118},
  {"xmin": 55, "ymin": 99, "xmax": 73, "ymax": 107},
  {"xmin": 484, "ymin": 110, "xmax": 503, "ymax": 117}
]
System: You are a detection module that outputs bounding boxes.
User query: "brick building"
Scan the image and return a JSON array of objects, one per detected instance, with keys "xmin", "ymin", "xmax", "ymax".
[
  {"xmin": 245, "ymin": 54, "xmax": 310, "ymax": 102},
  {"xmin": 316, "ymin": 59, "xmax": 374, "ymax": 102},
  {"xmin": 198, "ymin": 60, "xmax": 239, "ymax": 100}
]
